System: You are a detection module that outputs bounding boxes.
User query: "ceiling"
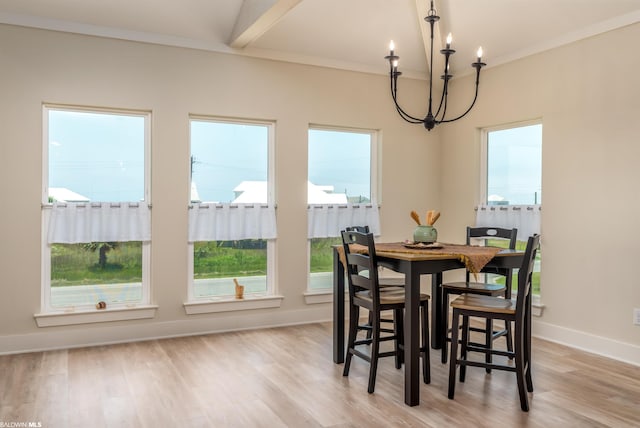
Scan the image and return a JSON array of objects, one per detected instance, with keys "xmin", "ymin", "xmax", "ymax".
[{"xmin": 1, "ymin": 0, "xmax": 639, "ymax": 78}]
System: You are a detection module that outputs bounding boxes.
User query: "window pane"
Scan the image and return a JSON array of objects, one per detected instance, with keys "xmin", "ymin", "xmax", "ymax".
[
  {"xmin": 487, "ymin": 124, "xmax": 542, "ymax": 205},
  {"xmin": 485, "ymin": 122, "xmax": 542, "ymax": 295},
  {"xmin": 309, "ymin": 237, "xmax": 342, "ymax": 290},
  {"xmin": 193, "ymin": 240, "xmax": 267, "ymax": 297},
  {"xmin": 190, "ymin": 120, "xmax": 268, "ymax": 203},
  {"xmin": 308, "ymin": 129, "xmax": 371, "ymax": 203},
  {"xmin": 48, "ymin": 110, "xmax": 145, "ymax": 203},
  {"xmin": 308, "ymin": 128, "xmax": 374, "ymax": 289},
  {"xmin": 190, "ymin": 119, "xmax": 271, "ymax": 298},
  {"xmin": 50, "ymin": 242, "xmax": 142, "ymax": 307},
  {"xmin": 45, "ymin": 107, "xmax": 148, "ymax": 310}
]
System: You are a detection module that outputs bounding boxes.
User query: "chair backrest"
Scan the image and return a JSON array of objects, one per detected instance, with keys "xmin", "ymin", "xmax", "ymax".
[
  {"xmin": 467, "ymin": 226, "xmax": 518, "ymax": 249},
  {"xmin": 514, "ymin": 234, "xmax": 541, "ymax": 316},
  {"xmin": 466, "ymin": 226, "xmax": 518, "ymax": 280},
  {"xmin": 341, "ymin": 229, "xmax": 381, "ymax": 304},
  {"xmin": 345, "ymin": 225, "xmax": 370, "ymax": 233}
]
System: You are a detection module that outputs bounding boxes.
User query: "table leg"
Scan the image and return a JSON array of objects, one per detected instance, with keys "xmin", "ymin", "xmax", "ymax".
[
  {"xmin": 431, "ymin": 272, "xmax": 443, "ymax": 349},
  {"xmin": 404, "ymin": 265, "xmax": 421, "ymax": 406},
  {"xmin": 333, "ymin": 248, "xmax": 345, "ymax": 364}
]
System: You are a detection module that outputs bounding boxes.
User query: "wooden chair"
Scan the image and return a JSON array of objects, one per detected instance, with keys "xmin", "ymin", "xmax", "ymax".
[
  {"xmin": 345, "ymin": 226, "xmax": 404, "ymax": 340},
  {"xmin": 440, "ymin": 226, "xmax": 518, "ymax": 365},
  {"xmin": 341, "ymin": 229, "xmax": 430, "ymax": 393},
  {"xmin": 448, "ymin": 234, "xmax": 540, "ymax": 411}
]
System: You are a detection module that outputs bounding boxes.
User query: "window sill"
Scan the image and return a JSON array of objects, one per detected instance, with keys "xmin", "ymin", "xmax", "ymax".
[
  {"xmin": 532, "ymin": 298, "xmax": 545, "ymax": 317},
  {"xmin": 183, "ymin": 295, "xmax": 284, "ymax": 315},
  {"xmin": 34, "ymin": 305, "xmax": 158, "ymax": 327},
  {"xmin": 303, "ymin": 290, "xmax": 333, "ymax": 304}
]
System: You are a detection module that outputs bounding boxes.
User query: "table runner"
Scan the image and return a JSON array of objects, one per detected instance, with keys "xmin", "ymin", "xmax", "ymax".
[{"xmin": 338, "ymin": 242, "xmax": 502, "ymax": 276}]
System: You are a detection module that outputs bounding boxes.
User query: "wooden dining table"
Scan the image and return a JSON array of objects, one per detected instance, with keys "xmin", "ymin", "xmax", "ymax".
[{"xmin": 332, "ymin": 242, "xmax": 524, "ymax": 406}]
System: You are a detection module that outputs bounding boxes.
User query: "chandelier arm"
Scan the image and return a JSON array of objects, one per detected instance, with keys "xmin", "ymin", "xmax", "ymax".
[
  {"xmin": 438, "ymin": 80, "xmax": 480, "ymax": 124},
  {"xmin": 433, "ymin": 78, "xmax": 450, "ymax": 122},
  {"xmin": 396, "ymin": 105, "xmax": 424, "ymax": 124},
  {"xmin": 390, "ymin": 76, "xmax": 424, "ymax": 123}
]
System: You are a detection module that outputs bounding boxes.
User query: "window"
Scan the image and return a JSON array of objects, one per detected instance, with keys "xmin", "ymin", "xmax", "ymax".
[
  {"xmin": 480, "ymin": 121, "xmax": 542, "ymax": 295},
  {"xmin": 307, "ymin": 127, "xmax": 378, "ymax": 291},
  {"xmin": 42, "ymin": 106, "xmax": 151, "ymax": 312},
  {"xmin": 188, "ymin": 118, "xmax": 275, "ymax": 301}
]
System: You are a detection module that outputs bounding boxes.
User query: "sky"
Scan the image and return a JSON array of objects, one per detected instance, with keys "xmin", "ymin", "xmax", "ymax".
[
  {"xmin": 487, "ymin": 123, "xmax": 542, "ymax": 205},
  {"xmin": 48, "ymin": 110, "xmax": 373, "ymax": 204},
  {"xmin": 48, "ymin": 109, "xmax": 145, "ymax": 202},
  {"xmin": 47, "ymin": 109, "xmax": 541, "ymax": 205}
]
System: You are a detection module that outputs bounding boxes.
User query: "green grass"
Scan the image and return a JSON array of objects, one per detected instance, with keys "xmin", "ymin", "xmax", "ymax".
[
  {"xmin": 310, "ymin": 237, "xmax": 342, "ymax": 273},
  {"xmin": 51, "ymin": 240, "xmax": 272, "ymax": 286},
  {"xmin": 51, "ymin": 242, "xmax": 142, "ymax": 286},
  {"xmin": 52, "ymin": 237, "xmax": 542, "ymax": 295},
  {"xmin": 193, "ymin": 241, "xmax": 267, "ymax": 279}
]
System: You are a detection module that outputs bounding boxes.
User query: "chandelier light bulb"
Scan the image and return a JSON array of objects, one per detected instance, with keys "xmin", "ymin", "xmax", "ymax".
[
  {"xmin": 446, "ymin": 33, "xmax": 452, "ymax": 47},
  {"xmin": 389, "ymin": 40, "xmax": 395, "ymax": 52},
  {"xmin": 477, "ymin": 46, "xmax": 483, "ymax": 60}
]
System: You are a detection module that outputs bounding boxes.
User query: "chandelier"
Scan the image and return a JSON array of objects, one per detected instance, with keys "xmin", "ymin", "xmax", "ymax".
[{"xmin": 385, "ymin": 0, "xmax": 486, "ymax": 131}]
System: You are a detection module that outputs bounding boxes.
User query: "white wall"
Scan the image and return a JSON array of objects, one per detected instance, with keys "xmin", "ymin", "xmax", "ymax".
[
  {"xmin": 438, "ymin": 23, "xmax": 640, "ymax": 364},
  {"xmin": 0, "ymin": 24, "xmax": 441, "ymax": 352}
]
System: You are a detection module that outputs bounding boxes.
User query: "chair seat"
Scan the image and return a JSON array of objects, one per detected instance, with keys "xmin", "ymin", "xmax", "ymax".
[
  {"xmin": 450, "ymin": 294, "xmax": 516, "ymax": 315},
  {"xmin": 356, "ymin": 289, "xmax": 430, "ymax": 305},
  {"xmin": 379, "ymin": 277, "xmax": 406, "ymax": 287},
  {"xmin": 442, "ymin": 281, "xmax": 506, "ymax": 296},
  {"xmin": 360, "ymin": 271, "xmax": 404, "ymax": 288}
]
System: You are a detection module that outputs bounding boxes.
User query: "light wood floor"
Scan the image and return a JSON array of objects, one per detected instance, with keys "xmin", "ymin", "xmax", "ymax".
[{"xmin": 1, "ymin": 322, "xmax": 639, "ymax": 427}]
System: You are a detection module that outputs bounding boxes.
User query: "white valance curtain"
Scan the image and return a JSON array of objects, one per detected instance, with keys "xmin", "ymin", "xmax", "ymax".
[
  {"xmin": 47, "ymin": 202, "xmax": 151, "ymax": 244},
  {"xmin": 307, "ymin": 204, "xmax": 380, "ymax": 238},
  {"xmin": 475, "ymin": 205, "xmax": 541, "ymax": 240},
  {"xmin": 188, "ymin": 203, "xmax": 277, "ymax": 242}
]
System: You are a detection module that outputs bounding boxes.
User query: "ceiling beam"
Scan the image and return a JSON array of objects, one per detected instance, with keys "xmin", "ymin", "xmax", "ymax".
[{"xmin": 229, "ymin": 0, "xmax": 302, "ymax": 49}]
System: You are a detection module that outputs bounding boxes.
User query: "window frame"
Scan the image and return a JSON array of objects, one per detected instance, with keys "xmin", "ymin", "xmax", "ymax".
[
  {"xmin": 186, "ymin": 115, "xmax": 276, "ymax": 304},
  {"xmin": 39, "ymin": 104, "xmax": 152, "ymax": 320},
  {"xmin": 479, "ymin": 119, "xmax": 543, "ymax": 309},
  {"xmin": 305, "ymin": 124, "xmax": 380, "ymax": 297}
]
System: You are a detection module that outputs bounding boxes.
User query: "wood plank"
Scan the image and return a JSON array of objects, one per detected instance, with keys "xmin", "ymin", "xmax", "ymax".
[{"xmin": 0, "ymin": 322, "xmax": 638, "ymax": 427}]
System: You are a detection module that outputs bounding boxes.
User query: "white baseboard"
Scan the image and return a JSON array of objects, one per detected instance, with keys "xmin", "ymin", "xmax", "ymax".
[
  {"xmin": 533, "ymin": 319, "xmax": 640, "ymax": 367},
  {"xmin": 3, "ymin": 308, "xmax": 639, "ymax": 368},
  {"xmin": 0, "ymin": 306, "xmax": 332, "ymax": 355}
]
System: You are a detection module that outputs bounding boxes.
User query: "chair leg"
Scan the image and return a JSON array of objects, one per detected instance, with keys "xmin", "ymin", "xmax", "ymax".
[
  {"xmin": 366, "ymin": 311, "xmax": 373, "ymax": 340},
  {"xmin": 506, "ymin": 320, "xmax": 514, "ymax": 359},
  {"xmin": 524, "ymin": 296, "xmax": 534, "ymax": 392},
  {"xmin": 421, "ymin": 302, "xmax": 430, "ymax": 384},
  {"xmin": 441, "ymin": 290, "xmax": 450, "ymax": 364},
  {"xmin": 460, "ymin": 315, "xmax": 469, "ymax": 382},
  {"xmin": 343, "ymin": 305, "xmax": 359, "ymax": 376},
  {"xmin": 514, "ymin": 317, "xmax": 530, "ymax": 411},
  {"xmin": 447, "ymin": 309, "xmax": 460, "ymax": 399},
  {"xmin": 485, "ymin": 318, "xmax": 493, "ymax": 373},
  {"xmin": 393, "ymin": 308, "xmax": 404, "ymax": 369},
  {"xmin": 368, "ymin": 311, "xmax": 380, "ymax": 394},
  {"xmin": 505, "ymin": 274, "xmax": 515, "ymax": 359}
]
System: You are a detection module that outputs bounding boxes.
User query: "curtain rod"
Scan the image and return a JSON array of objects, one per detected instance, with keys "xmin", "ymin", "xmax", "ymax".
[{"xmin": 475, "ymin": 205, "xmax": 541, "ymax": 211}]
